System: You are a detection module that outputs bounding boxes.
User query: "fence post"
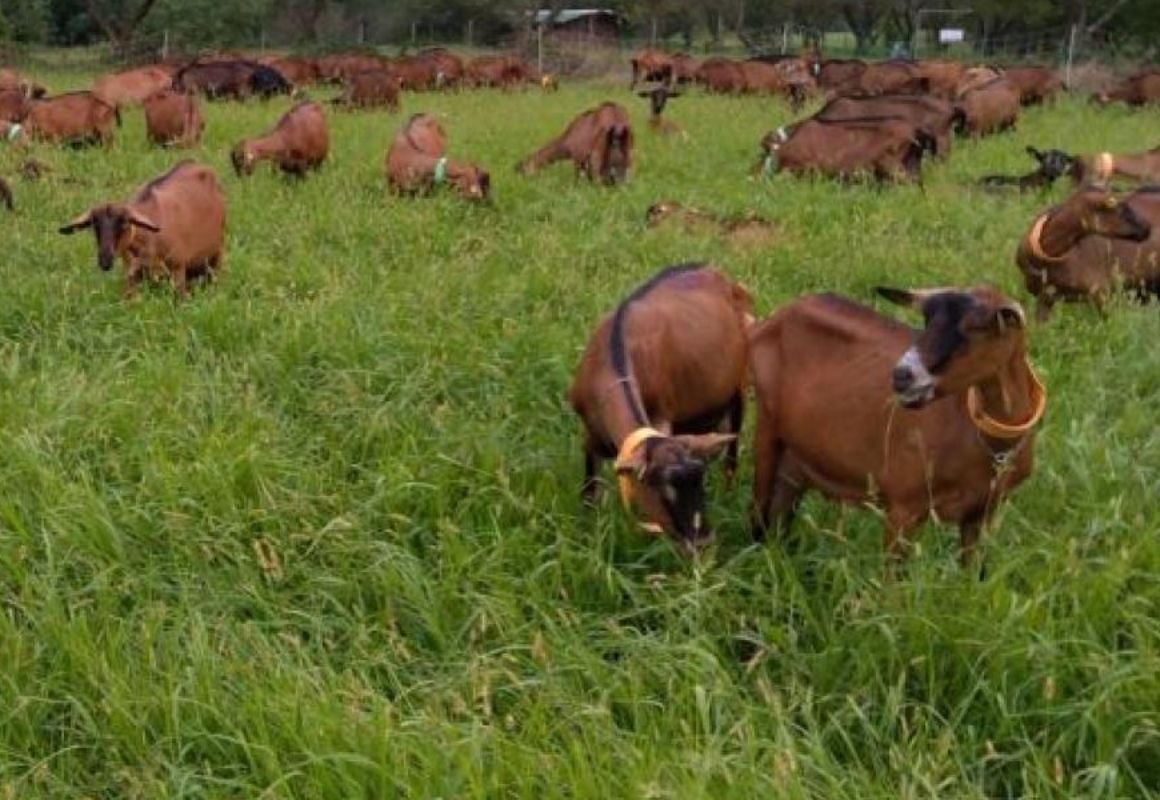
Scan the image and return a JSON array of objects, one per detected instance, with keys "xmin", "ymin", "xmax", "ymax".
[
  {"xmin": 1065, "ymin": 24, "xmax": 1077, "ymax": 88},
  {"xmin": 161, "ymin": 29, "xmax": 169, "ymax": 60},
  {"xmin": 466, "ymin": 19, "xmax": 473, "ymax": 47},
  {"xmin": 781, "ymin": 22, "xmax": 789, "ymax": 53},
  {"xmin": 411, "ymin": 21, "xmax": 417, "ymax": 44},
  {"xmin": 537, "ymin": 24, "xmax": 543, "ymax": 77},
  {"xmin": 651, "ymin": 17, "xmax": 657, "ymax": 46}
]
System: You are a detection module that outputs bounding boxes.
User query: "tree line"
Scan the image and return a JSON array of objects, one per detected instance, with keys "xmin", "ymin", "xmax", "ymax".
[{"xmin": 0, "ymin": 0, "xmax": 1155, "ymax": 57}]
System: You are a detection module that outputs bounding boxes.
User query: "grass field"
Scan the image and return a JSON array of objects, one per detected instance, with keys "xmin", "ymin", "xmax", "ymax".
[{"xmin": 0, "ymin": 68, "xmax": 1158, "ymax": 798}]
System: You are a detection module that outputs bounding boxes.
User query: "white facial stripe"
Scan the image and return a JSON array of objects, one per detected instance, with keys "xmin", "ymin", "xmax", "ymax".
[{"xmin": 898, "ymin": 347, "xmax": 933, "ymax": 387}]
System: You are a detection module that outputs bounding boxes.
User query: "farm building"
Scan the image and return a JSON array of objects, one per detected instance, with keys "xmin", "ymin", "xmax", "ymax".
[{"xmin": 531, "ymin": 9, "xmax": 625, "ymax": 44}]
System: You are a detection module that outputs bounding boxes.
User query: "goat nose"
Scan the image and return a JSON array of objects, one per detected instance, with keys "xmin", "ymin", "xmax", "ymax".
[{"xmin": 892, "ymin": 365, "xmax": 914, "ymax": 392}]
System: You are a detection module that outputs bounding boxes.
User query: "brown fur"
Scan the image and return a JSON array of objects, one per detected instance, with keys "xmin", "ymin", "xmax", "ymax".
[
  {"xmin": 262, "ymin": 56, "xmax": 319, "ymax": 86},
  {"xmin": 415, "ymin": 48, "xmax": 464, "ymax": 89},
  {"xmin": 569, "ymin": 264, "xmax": 752, "ymax": 546},
  {"xmin": 143, "ymin": 89, "xmax": 204, "ymax": 147},
  {"xmin": 1015, "ymin": 186, "xmax": 1156, "ymax": 320},
  {"xmin": 315, "ymin": 53, "xmax": 389, "ymax": 84},
  {"xmin": 671, "ymin": 53, "xmax": 699, "ymax": 83},
  {"xmin": 1093, "ymin": 70, "xmax": 1160, "ymax": 107},
  {"xmin": 518, "ymin": 102, "xmax": 633, "ymax": 186},
  {"xmin": 93, "ymin": 65, "xmax": 174, "ymax": 108},
  {"xmin": 465, "ymin": 55, "xmax": 532, "ymax": 89},
  {"xmin": 814, "ymin": 93, "xmax": 959, "ymax": 159},
  {"xmin": 333, "ymin": 69, "xmax": 401, "ymax": 111},
  {"xmin": 231, "ymin": 101, "xmax": 329, "ymax": 177},
  {"xmin": 630, "ymin": 49, "xmax": 674, "ymax": 88},
  {"xmin": 853, "ymin": 60, "xmax": 928, "ymax": 95},
  {"xmin": 750, "ymin": 286, "xmax": 1039, "ymax": 568},
  {"xmin": 0, "ymin": 88, "xmax": 31, "ymax": 123},
  {"xmin": 758, "ymin": 117, "xmax": 932, "ymax": 183},
  {"xmin": 0, "ymin": 68, "xmax": 45, "ymax": 98},
  {"xmin": 1003, "ymin": 67, "xmax": 1063, "ymax": 105},
  {"xmin": 914, "ymin": 60, "xmax": 966, "ymax": 99},
  {"xmin": 817, "ymin": 59, "xmax": 868, "ymax": 90},
  {"xmin": 1071, "ymin": 147, "xmax": 1160, "ymax": 186},
  {"xmin": 956, "ymin": 76, "xmax": 1020, "ymax": 137},
  {"xmin": 385, "ymin": 113, "xmax": 490, "ymax": 201},
  {"xmin": 694, "ymin": 58, "xmax": 747, "ymax": 94},
  {"xmin": 646, "ymin": 201, "xmax": 775, "ymax": 248},
  {"xmin": 59, "ymin": 160, "xmax": 226, "ymax": 299},
  {"xmin": 22, "ymin": 91, "xmax": 119, "ymax": 146}
]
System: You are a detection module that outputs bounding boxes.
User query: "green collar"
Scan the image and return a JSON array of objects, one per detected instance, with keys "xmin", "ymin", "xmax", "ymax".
[
  {"xmin": 433, "ymin": 157, "xmax": 448, "ymax": 185},
  {"xmin": 6, "ymin": 124, "xmax": 21, "ymax": 142}
]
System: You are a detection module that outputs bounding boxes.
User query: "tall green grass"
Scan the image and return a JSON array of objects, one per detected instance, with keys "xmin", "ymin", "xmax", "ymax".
[{"xmin": 0, "ymin": 70, "xmax": 1157, "ymax": 797}]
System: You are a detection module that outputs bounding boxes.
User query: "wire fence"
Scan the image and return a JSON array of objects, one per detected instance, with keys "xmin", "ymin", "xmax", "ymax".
[{"xmin": 0, "ymin": 17, "xmax": 1147, "ymax": 86}]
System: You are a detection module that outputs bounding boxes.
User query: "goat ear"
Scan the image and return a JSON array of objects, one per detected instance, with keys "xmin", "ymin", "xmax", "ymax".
[
  {"xmin": 995, "ymin": 303, "xmax": 1026, "ymax": 331},
  {"xmin": 59, "ymin": 210, "xmax": 93, "ymax": 234},
  {"xmin": 875, "ymin": 286, "xmax": 917, "ymax": 308},
  {"xmin": 128, "ymin": 211, "xmax": 160, "ymax": 232},
  {"xmin": 677, "ymin": 433, "xmax": 735, "ymax": 461}
]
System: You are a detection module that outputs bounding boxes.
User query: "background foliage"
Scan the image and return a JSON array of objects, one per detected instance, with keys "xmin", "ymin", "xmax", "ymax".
[{"xmin": 0, "ymin": 0, "xmax": 1157, "ymax": 55}]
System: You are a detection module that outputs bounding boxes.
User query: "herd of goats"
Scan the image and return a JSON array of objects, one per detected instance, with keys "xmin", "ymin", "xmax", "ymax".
[{"xmin": 0, "ymin": 45, "xmax": 1157, "ymax": 570}]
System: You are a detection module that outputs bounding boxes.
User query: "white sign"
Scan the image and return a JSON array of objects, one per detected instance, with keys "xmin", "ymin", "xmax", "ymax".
[{"xmin": 939, "ymin": 28, "xmax": 964, "ymax": 44}]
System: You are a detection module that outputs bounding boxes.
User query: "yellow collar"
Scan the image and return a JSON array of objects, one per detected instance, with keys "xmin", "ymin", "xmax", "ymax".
[
  {"xmin": 1094, "ymin": 151, "xmax": 1115, "ymax": 182},
  {"xmin": 1026, "ymin": 212, "xmax": 1067, "ymax": 263},
  {"xmin": 966, "ymin": 361, "xmax": 1047, "ymax": 440},
  {"xmin": 614, "ymin": 426, "xmax": 663, "ymax": 509}
]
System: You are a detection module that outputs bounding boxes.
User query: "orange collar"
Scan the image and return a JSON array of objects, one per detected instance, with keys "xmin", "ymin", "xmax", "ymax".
[
  {"xmin": 1026, "ymin": 212, "xmax": 1067, "ymax": 263},
  {"xmin": 1094, "ymin": 151, "xmax": 1115, "ymax": 182},
  {"xmin": 966, "ymin": 361, "xmax": 1047, "ymax": 440},
  {"xmin": 617, "ymin": 424, "xmax": 663, "ymax": 524}
]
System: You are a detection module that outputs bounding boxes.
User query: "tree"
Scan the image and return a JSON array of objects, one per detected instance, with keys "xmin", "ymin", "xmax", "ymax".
[{"xmin": 81, "ymin": 0, "xmax": 161, "ymax": 51}]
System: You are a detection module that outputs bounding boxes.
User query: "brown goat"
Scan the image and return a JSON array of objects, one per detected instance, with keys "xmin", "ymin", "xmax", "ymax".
[
  {"xmin": 385, "ymin": 113, "xmax": 490, "ymax": 201},
  {"xmin": 694, "ymin": 58, "xmax": 747, "ymax": 94},
  {"xmin": 93, "ymin": 65, "xmax": 174, "ymax": 108},
  {"xmin": 143, "ymin": 89, "xmax": 204, "ymax": 147},
  {"xmin": 645, "ymin": 201, "xmax": 775, "ymax": 248},
  {"xmin": 813, "ymin": 93, "xmax": 960, "ymax": 159},
  {"xmin": 955, "ymin": 75, "xmax": 1020, "ymax": 136},
  {"xmin": 757, "ymin": 117, "xmax": 934, "ymax": 183},
  {"xmin": 630, "ymin": 49, "xmax": 674, "ymax": 89},
  {"xmin": 1092, "ymin": 71, "xmax": 1160, "ymax": 107},
  {"xmin": 59, "ymin": 160, "xmax": 226, "ymax": 299},
  {"xmin": 231, "ymin": 101, "xmax": 329, "ymax": 177},
  {"xmin": 569, "ymin": 264, "xmax": 751, "ymax": 548},
  {"xmin": 18, "ymin": 91, "xmax": 120, "ymax": 146},
  {"xmin": 637, "ymin": 85, "xmax": 682, "ymax": 137},
  {"xmin": 1069, "ymin": 147, "xmax": 1160, "ymax": 186},
  {"xmin": 465, "ymin": 55, "xmax": 532, "ymax": 89},
  {"xmin": 750, "ymin": 286, "xmax": 1046, "ymax": 570},
  {"xmin": 1003, "ymin": 67, "xmax": 1063, "ymax": 105},
  {"xmin": 262, "ymin": 56, "xmax": 319, "ymax": 87},
  {"xmin": 0, "ymin": 88, "xmax": 31, "ymax": 123},
  {"xmin": 518, "ymin": 102, "xmax": 633, "ymax": 186},
  {"xmin": 914, "ymin": 60, "xmax": 966, "ymax": 99},
  {"xmin": 1015, "ymin": 185, "xmax": 1155, "ymax": 320},
  {"xmin": 0, "ymin": 68, "xmax": 45, "ymax": 98},
  {"xmin": 333, "ymin": 69, "xmax": 401, "ymax": 111}
]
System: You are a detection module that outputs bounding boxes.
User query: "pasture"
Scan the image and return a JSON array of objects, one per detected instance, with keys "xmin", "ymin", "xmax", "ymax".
[{"xmin": 1, "ymin": 67, "xmax": 1159, "ymax": 797}]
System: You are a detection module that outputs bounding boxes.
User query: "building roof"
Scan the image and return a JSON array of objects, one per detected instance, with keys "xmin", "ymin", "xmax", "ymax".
[{"xmin": 531, "ymin": 9, "xmax": 624, "ymax": 26}]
